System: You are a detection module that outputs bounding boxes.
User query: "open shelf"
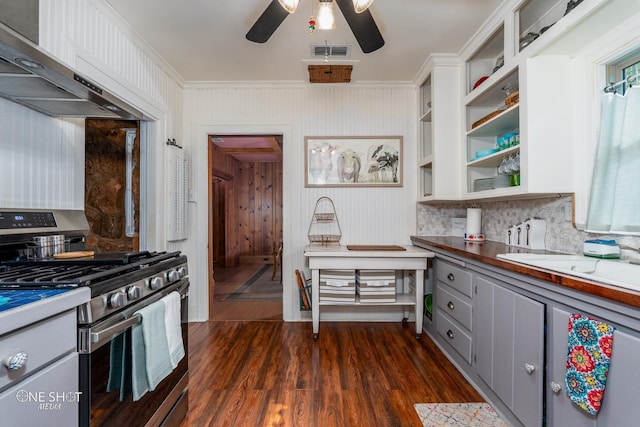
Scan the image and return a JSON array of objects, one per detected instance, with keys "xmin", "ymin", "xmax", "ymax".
[
  {"xmin": 467, "ymin": 104, "xmax": 519, "ymax": 136},
  {"xmin": 467, "ymin": 145, "xmax": 519, "ymax": 168}
]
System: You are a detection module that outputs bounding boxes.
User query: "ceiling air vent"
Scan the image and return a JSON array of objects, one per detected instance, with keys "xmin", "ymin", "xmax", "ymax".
[{"xmin": 311, "ymin": 45, "xmax": 351, "ymax": 58}]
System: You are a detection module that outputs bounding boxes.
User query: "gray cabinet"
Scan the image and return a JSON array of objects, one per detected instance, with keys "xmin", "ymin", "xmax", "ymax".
[
  {"xmin": 548, "ymin": 306, "xmax": 640, "ymax": 427},
  {"xmin": 0, "ymin": 352, "xmax": 78, "ymax": 427},
  {"xmin": 418, "ymin": 244, "xmax": 640, "ymax": 427},
  {"xmin": 434, "ymin": 259, "xmax": 473, "ymax": 364},
  {"xmin": 0, "ymin": 301, "xmax": 83, "ymax": 427},
  {"xmin": 474, "ymin": 275, "xmax": 544, "ymax": 427}
]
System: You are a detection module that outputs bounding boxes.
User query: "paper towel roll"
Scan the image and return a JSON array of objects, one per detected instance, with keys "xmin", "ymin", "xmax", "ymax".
[{"xmin": 466, "ymin": 208, "xmax": 482, "ymax": 236}]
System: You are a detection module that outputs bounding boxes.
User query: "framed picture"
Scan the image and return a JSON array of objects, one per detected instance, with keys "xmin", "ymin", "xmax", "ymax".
[{"xmin": 304, "ymin": 136, "xmax": 403, "ymax": 187}]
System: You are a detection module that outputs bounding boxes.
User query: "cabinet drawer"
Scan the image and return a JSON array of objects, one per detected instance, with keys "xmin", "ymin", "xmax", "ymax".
[
  {"xmin": 0, "ymin": 310, "xmax": 76, "ymax": 391},
  {"xmin": 0, "ymin": 352, "xmax": 78, "ymax": 427},
  {"xmin": 436, "ymin": 311, "xmax": 472, "ymax": 364},
  {"xmin": 436, "ymin": 261, "xmax": 472, "ymax": 297},
  {"xmin": 436, "ymin": 284, "xmax": 472, "ymax": 331}
]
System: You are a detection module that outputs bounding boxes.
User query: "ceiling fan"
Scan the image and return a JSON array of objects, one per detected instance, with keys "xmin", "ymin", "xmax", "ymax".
[{"xmin": 246, "ymin": 0, "xmax": 385, "ymax": 53}]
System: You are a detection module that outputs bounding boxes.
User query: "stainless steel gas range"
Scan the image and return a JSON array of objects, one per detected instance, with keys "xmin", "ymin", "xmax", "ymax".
[{"xmin": 0, "ymin": 209, "xmax": 189, "ymax": 427}]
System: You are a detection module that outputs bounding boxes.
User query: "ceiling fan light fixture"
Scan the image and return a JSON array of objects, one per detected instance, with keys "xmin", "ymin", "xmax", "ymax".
[
  {"xmin": 317, "ymin": 0, "xmax": 336, "ymax": 30},
  {"xmin": 277, "ymin": 0, "xmax": 299, "ymax": 13},
  {"xmin": 352, "ymin": 0, "xmax": 374, "ymax": 13}
]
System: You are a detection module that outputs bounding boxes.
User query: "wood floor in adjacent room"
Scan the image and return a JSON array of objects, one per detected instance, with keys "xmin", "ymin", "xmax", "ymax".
[
  {"xmin": 210, "ymin": 263, "xmax": 282, "ymax": 321},
  {"xmin": 179, "ymin": 320, "xmax": 483, "ymax": 427}
]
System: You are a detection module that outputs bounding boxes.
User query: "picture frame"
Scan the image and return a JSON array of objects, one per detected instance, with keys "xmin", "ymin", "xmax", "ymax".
[{"xmin": 304, "ymin": 136, "xmax": 403, "ymax": 187}]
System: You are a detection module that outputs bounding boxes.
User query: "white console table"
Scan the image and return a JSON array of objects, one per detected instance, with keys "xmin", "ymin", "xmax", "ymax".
[{"xmin": 304, "ymin": 244, "xmax": 435, "ymax": 339}]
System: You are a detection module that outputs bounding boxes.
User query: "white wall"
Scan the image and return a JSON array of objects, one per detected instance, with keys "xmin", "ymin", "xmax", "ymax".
[
  {"xmin": 39, "ymin": 0, "xmax": 186, "ymax": 251},
  {"xmin": 0, "ymin": 99, "xmax": 85, "ymax": 209},
  {"xmin": 36, "ymin": 1, "xmax": 204, "ymax": 313},
  {"xmin": 183, "ymin": 83, "xmax": 418, "ymax": 321}
]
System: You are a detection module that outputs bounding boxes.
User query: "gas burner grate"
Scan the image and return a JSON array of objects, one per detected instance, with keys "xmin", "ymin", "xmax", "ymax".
[{"xmin": 0, "ymin": 251, "xmax": 185, "ymax": 290}]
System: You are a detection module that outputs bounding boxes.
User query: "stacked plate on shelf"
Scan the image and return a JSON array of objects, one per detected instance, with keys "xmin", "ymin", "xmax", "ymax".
[
  {"xmin": 473, "ymin": 175, "xmax": 511, "ymax": 192},
  {"xmin": 473, "ymin": 178, "xmax": 494, "ymax": 192}
]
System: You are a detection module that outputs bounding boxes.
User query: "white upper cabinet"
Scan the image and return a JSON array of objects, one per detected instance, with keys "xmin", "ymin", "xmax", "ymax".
[
  {"xmin": 419, "ymin": 0, "xmax": 631, "ymax": 203},
  {"xmin": 417, "ymin": 55, "xmax": 462, "ymax": 202}
]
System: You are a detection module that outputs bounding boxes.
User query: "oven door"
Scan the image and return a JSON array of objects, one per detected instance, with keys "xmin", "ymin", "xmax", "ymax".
[{"xmin": 78, "ymin": 279, "xmax": 189, "ymax": 427}]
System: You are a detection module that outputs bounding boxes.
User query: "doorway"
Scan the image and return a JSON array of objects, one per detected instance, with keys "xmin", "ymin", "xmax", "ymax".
[{"xmin": 207, "ymin": 134, "xmax": 283, "ymax": 320}]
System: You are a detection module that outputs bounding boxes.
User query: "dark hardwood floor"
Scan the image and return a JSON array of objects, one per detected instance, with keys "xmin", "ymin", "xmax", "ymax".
[{"xmin": 179, "ymin": 320, "xmax": 483, "ymax": 426}]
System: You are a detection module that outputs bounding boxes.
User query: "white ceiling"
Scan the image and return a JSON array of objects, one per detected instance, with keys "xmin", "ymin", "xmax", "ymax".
[{"xmin": 105, "ymin": 0, "xmax": 504, "ymax": 83}]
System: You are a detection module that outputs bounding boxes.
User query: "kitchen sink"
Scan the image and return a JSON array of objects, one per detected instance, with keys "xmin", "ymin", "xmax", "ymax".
[{"xmin": 497, "ymin": 253, "xmax": 640, "ymax": 292}]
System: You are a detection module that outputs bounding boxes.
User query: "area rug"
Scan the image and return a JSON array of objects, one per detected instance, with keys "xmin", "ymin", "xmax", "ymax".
[
  {"xmin": 223, "ymin": 264, "xmax": 282, "ymax": 301},
  {"xmin": 414, "ymin": 403, "xmax": 507, "ymax": 427}
]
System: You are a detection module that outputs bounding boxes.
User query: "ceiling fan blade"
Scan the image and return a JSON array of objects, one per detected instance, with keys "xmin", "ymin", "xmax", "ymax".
[
  {"xmin": 334, "ymin": 0, "xmax": 385, "ymax": 53},
  {"xmin": 246, "ymin": 0, "xmax": 290, "ymax": 43}
]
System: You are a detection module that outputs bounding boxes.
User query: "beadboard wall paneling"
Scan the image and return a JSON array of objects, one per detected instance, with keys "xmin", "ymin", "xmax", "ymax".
[
  {"xmin": 40, "ymin": 0, "xmax": 184, "ymax": 113},
  {"xmin": 185, "ymin": 84, "xmax": 418, "ymax": 321},
  {"xmin": 0, "ymin": 99, "xmax": 85, "ymax": 209},
  {"xmin": 39, "ymin": 0, "xmax": 186, "ymax": 254}
]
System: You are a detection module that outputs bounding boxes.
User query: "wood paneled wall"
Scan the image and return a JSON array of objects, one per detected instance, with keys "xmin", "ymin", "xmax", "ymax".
[
  {"xmin": 236, "ymin": 161, "xmax": 283, "ymax": 258},
  {"xmin": 209, "ymin": 142, "xmax": 283, "ymax": 267}
]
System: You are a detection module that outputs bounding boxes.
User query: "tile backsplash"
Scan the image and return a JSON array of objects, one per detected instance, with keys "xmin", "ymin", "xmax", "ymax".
[{"xmin": 416, "ymin": 196, "xmax": 640, "ymax": 262}]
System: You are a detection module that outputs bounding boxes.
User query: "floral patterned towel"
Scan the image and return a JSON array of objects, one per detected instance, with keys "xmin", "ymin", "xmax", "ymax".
[{"xmin": 565, "ymin": 313, "xmax": 615, "ymax": 415}]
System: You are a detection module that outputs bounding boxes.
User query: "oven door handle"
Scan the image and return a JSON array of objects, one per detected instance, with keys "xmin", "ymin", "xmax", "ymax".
[
  {"xmin": 80, "ymin": 279, "xmax": 188, "ymax": 353},
  {"xmin": 89, "ymin": 314, "xmax": 141, "ymax": 349}
]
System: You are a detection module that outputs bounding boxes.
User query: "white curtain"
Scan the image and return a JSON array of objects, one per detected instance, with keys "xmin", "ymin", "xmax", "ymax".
[{"xmin": 586, "ymin": 86, "xmax": 640, "ymax": 234}]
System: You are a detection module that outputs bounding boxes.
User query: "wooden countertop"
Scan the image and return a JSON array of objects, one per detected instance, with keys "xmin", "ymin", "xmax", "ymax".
[{"xmin": 411, "ymin": 236, "xmax": 640, "ymax": 310}]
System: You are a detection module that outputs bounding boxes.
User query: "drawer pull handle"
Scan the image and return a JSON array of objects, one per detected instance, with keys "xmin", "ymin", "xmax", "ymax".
[
  {"xmin": 5, "ymin": 351, "xmax": 28, "ymax": 371},
  {"xmin": 447, "ymin": 301, "xmax": 455, "ymax": 310},
  {"xmin": 550, "ymin": 382, "xmax": 563, "ymax": 394},
  {"xmin": 446, "ymin": 329, "xmax": 454, "ymax": 339},
  {"xmin": 447, "ymin": 273, "xmax": 455, "ymax": 281},
  {"xmin": 524, "ymin": 363, "xmax": 536, "ymax": 375}
]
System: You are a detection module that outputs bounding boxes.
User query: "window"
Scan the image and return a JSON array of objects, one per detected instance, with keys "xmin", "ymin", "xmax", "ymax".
[
  {"xmin": 607, "ymin": 48, "xmax": 640, "ymax": 94},
  {"xmin": 586, "ymin": 49, "xmax": 640, "ymax": 234}
]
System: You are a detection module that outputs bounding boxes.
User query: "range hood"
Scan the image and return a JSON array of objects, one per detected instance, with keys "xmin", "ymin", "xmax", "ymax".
[{"xmin": 0, "ymin": 22, "xmax": 143, "ymax": 120}]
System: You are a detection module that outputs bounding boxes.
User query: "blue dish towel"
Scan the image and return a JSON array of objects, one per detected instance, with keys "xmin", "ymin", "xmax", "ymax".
[
  {"xmin": 106, "ymin": 332, "xmax": 125, "ymax": 393},
  {"xmin": 131, "ymin": 318, "xmax": 149, "ymax": 401},
  {"xmin": 106, "ymin": 330, "xmax": 132, "ymax": 401},
  {"xmin": 565, "ymin": 313, "xmax": 616, "ymax": 415},
  {"xmin": 131, "ymin": 299, "xmax": 173, "ymax": 401}
]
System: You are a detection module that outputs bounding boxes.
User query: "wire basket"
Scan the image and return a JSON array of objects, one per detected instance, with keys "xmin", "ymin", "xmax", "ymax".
[
  {"xmin": 308, "ymin": 197, "xmax": 342, "ymax": 246},
  {"xmin": 308, "ymin": 234, "xmax": 341, "ymax": 244},
  {"xmin": 313, "ymin": 213, "xmax": 335, "ymax": 222}
]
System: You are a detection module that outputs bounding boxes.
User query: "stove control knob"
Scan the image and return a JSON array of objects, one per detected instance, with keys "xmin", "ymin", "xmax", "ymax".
[
  {"xmin": 108, "ymin": 291, "xmax": 126, "ymax": 309},
  {"xmin": 149, "ymin": 276, "xmax": 164, "ymax": 290},
  {"xmin": 166, "ymin": 270, "xmax": 180, "ymax": 282},
  {"xmin": 127, "ymin": 285, "xmax": 142, "ymax": 300},
  {"xmin": 177, "ymin": 266, "xmax": 188, "ymax": 278}
]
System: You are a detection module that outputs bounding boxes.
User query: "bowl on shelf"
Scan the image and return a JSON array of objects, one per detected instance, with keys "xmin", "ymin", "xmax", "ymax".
[
  {"xmin": 473, "ymin": 76, "xmax": 489, "ymax": 90},
  {"xmin": 475, "ymin": 148, "xmax": 498, "ymax": 160},
  {"xmin": 519, "ymin": 32, "xmax": 539, "ymax": 50}
]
